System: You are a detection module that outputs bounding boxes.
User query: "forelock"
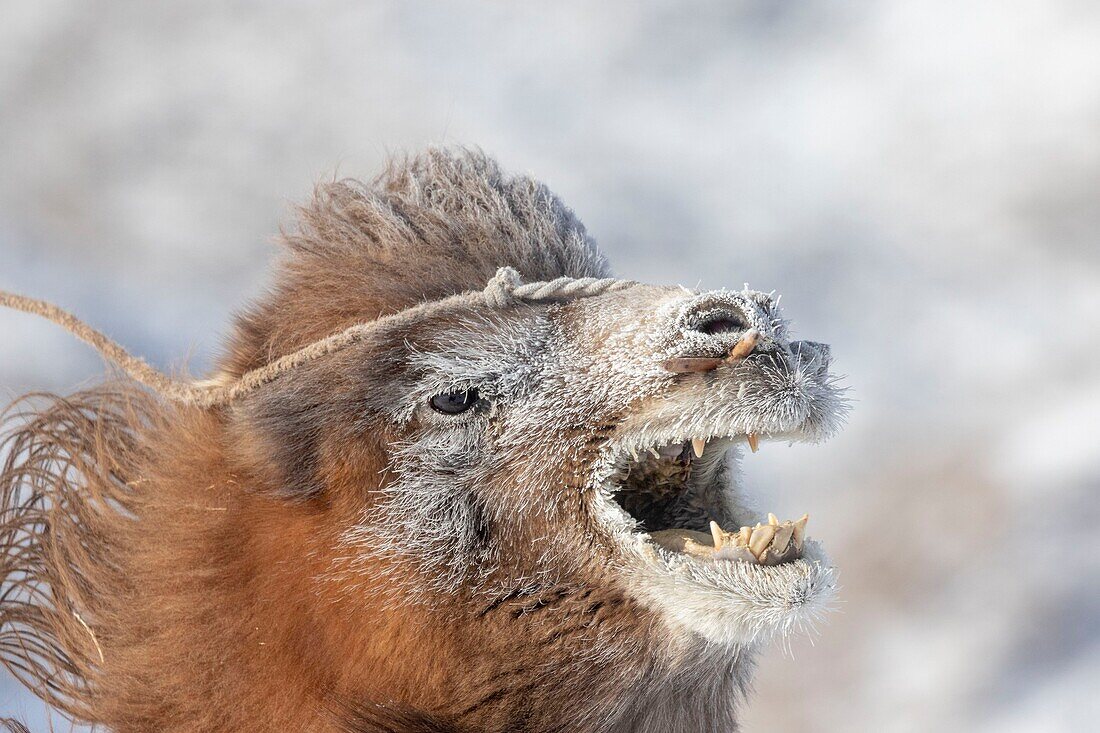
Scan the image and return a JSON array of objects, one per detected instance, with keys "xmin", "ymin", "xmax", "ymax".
[{"xmin": 224, "ymin": 147, "xmax": 610, "ymax": 375}]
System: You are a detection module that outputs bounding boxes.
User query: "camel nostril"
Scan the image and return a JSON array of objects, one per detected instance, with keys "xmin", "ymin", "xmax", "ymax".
[{"xmin": 694, "ymin": 315, "xmax": 745, "ymax": 336}]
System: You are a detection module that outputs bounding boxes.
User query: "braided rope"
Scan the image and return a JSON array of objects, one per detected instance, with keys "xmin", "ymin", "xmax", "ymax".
[
  {"xmin": 0, "ymin": 268, "xmax": 637, "ymax": 408},
  {"xmin": 0, "ymin": 292, "xmax": 202, "ymax": 404}
]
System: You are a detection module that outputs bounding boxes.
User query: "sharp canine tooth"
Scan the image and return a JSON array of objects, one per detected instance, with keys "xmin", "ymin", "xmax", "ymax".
[
  {"xmin": 792, "ymin": 514, "xmax": 809, "ymax": 547},
  {"xmin": 738, "ymin": 526, "xmax": 752, "ymax": 547},
  {"xmin": 710, "ymin": 521, "xmax": 724, "ymax": 550},
  {"xmin": 692, "ymin": 437, "xmax": 706, "ymax": 458},
  {"xmin": 748, "ymin": 524, "xmax": 776, "ymax": 557},
  {"xmin": 649, "ymin": 447, "xmax": 660, "ymax": 459},
  {"xmin": 771, "ymin": 524, "xmax": 794, "ymax": 553},
  {"xmin": 768, "ymin": 512, "xmax": 779, "ymax": 526},
  {"xmin": 746, "ymin": 433, "xmax": 760, "ymax": 452}
]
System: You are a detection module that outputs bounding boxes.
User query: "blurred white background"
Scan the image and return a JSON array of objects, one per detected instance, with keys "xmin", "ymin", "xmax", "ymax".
[{"xmin": 2, "ymin": 1, "xmax": 1099, "ymax": 730}]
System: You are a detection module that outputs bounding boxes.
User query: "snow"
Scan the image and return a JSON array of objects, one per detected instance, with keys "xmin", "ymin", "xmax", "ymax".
[{"xmin": 2, "ymin": 1, "xmax": 1099, "ymax": 728}]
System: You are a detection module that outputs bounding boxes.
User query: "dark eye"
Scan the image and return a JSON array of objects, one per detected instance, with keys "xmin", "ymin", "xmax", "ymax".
[{"xmin": 429, "ymin": 389, "xmax": 480, "ymax": 415}]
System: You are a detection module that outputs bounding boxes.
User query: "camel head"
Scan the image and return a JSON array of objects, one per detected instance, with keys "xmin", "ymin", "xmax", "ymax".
[{"xmin": 0, "ymin": 149, "xmax": 846, "ymax": 732}]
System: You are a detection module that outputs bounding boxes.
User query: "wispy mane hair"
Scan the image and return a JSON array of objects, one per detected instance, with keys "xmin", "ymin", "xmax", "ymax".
[{"xmin": 1, "ymin": 384, "xmax": 157, "ymax": 721}]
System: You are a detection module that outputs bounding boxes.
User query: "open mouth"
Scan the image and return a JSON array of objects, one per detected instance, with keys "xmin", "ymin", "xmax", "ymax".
[
  {"xmin": 608, "ymin": 435, "xmax": 809, "ymax": 567},
  {"xmin": 592, "ymin": 427, "xmax": 837, "ymax": 645}
]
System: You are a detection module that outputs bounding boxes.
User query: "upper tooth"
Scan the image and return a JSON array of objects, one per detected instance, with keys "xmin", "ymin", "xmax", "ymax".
[
  {"xmin": 746, "ymin": 433, "xmax": 760, "ymax": 452},
  {"xmin": 691, "ymin": 437, "xmax": 706, "ymax": 458}
]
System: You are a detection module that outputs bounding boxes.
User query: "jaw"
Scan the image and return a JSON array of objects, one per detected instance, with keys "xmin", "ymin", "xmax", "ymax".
[{"xmin": 590, "ymin": 425, "xmax": 838, "ymax": 648}]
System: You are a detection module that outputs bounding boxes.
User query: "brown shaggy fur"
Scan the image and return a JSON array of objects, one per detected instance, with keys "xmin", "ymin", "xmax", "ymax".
[
  {"xmin": 0, "ymin": 150, "xmax": 661, "ymax": 732},
  {"xmin": 0, "ymin": 149, "xmax": 831, "ymax": 732}
]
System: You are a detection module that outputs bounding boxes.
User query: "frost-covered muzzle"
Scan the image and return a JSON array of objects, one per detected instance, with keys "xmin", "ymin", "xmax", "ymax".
[{"xmin": 587, "ymin": 303, "xmax": 848, "ymax": 646}]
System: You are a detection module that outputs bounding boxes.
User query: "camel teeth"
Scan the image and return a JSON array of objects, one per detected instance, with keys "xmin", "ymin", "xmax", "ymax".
[
  {"xmin": 771, "ymin": 524, "xmax": 794, "ymax": 554},
  {"xmin": 709, "ymin": 521, "xmax": 724, "ymax": 550},
  {"xmin": 792, "ymin": 514, "xmax": 809, "ymax": 548},
  {"xmin": 748, "ymin": 524, "xmax": 776, "ymax": 558},
  {"xmin": 691, "ymin": 437, "xmax": 706, "ymax": 458}
]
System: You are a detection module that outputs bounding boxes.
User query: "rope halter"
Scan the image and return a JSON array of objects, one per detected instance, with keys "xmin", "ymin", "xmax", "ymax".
[{"xmin": 0, "ymin": 267, "xmax": 638, "ymax": 408}]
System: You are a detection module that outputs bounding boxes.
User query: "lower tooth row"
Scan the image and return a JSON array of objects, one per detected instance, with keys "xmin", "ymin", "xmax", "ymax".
[
  {"xmin": 651, "ymin": 512, "xmax": 809, "ymax": 563},
  {"xmin": 691, "ymin": 514, "xmax": 808, "ymax": 564}
]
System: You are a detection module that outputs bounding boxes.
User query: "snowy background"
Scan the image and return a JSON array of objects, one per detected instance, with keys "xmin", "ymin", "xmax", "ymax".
[{"xmin": 2, "ymin": 1, "xmax": 1099, "ymax": 730}]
